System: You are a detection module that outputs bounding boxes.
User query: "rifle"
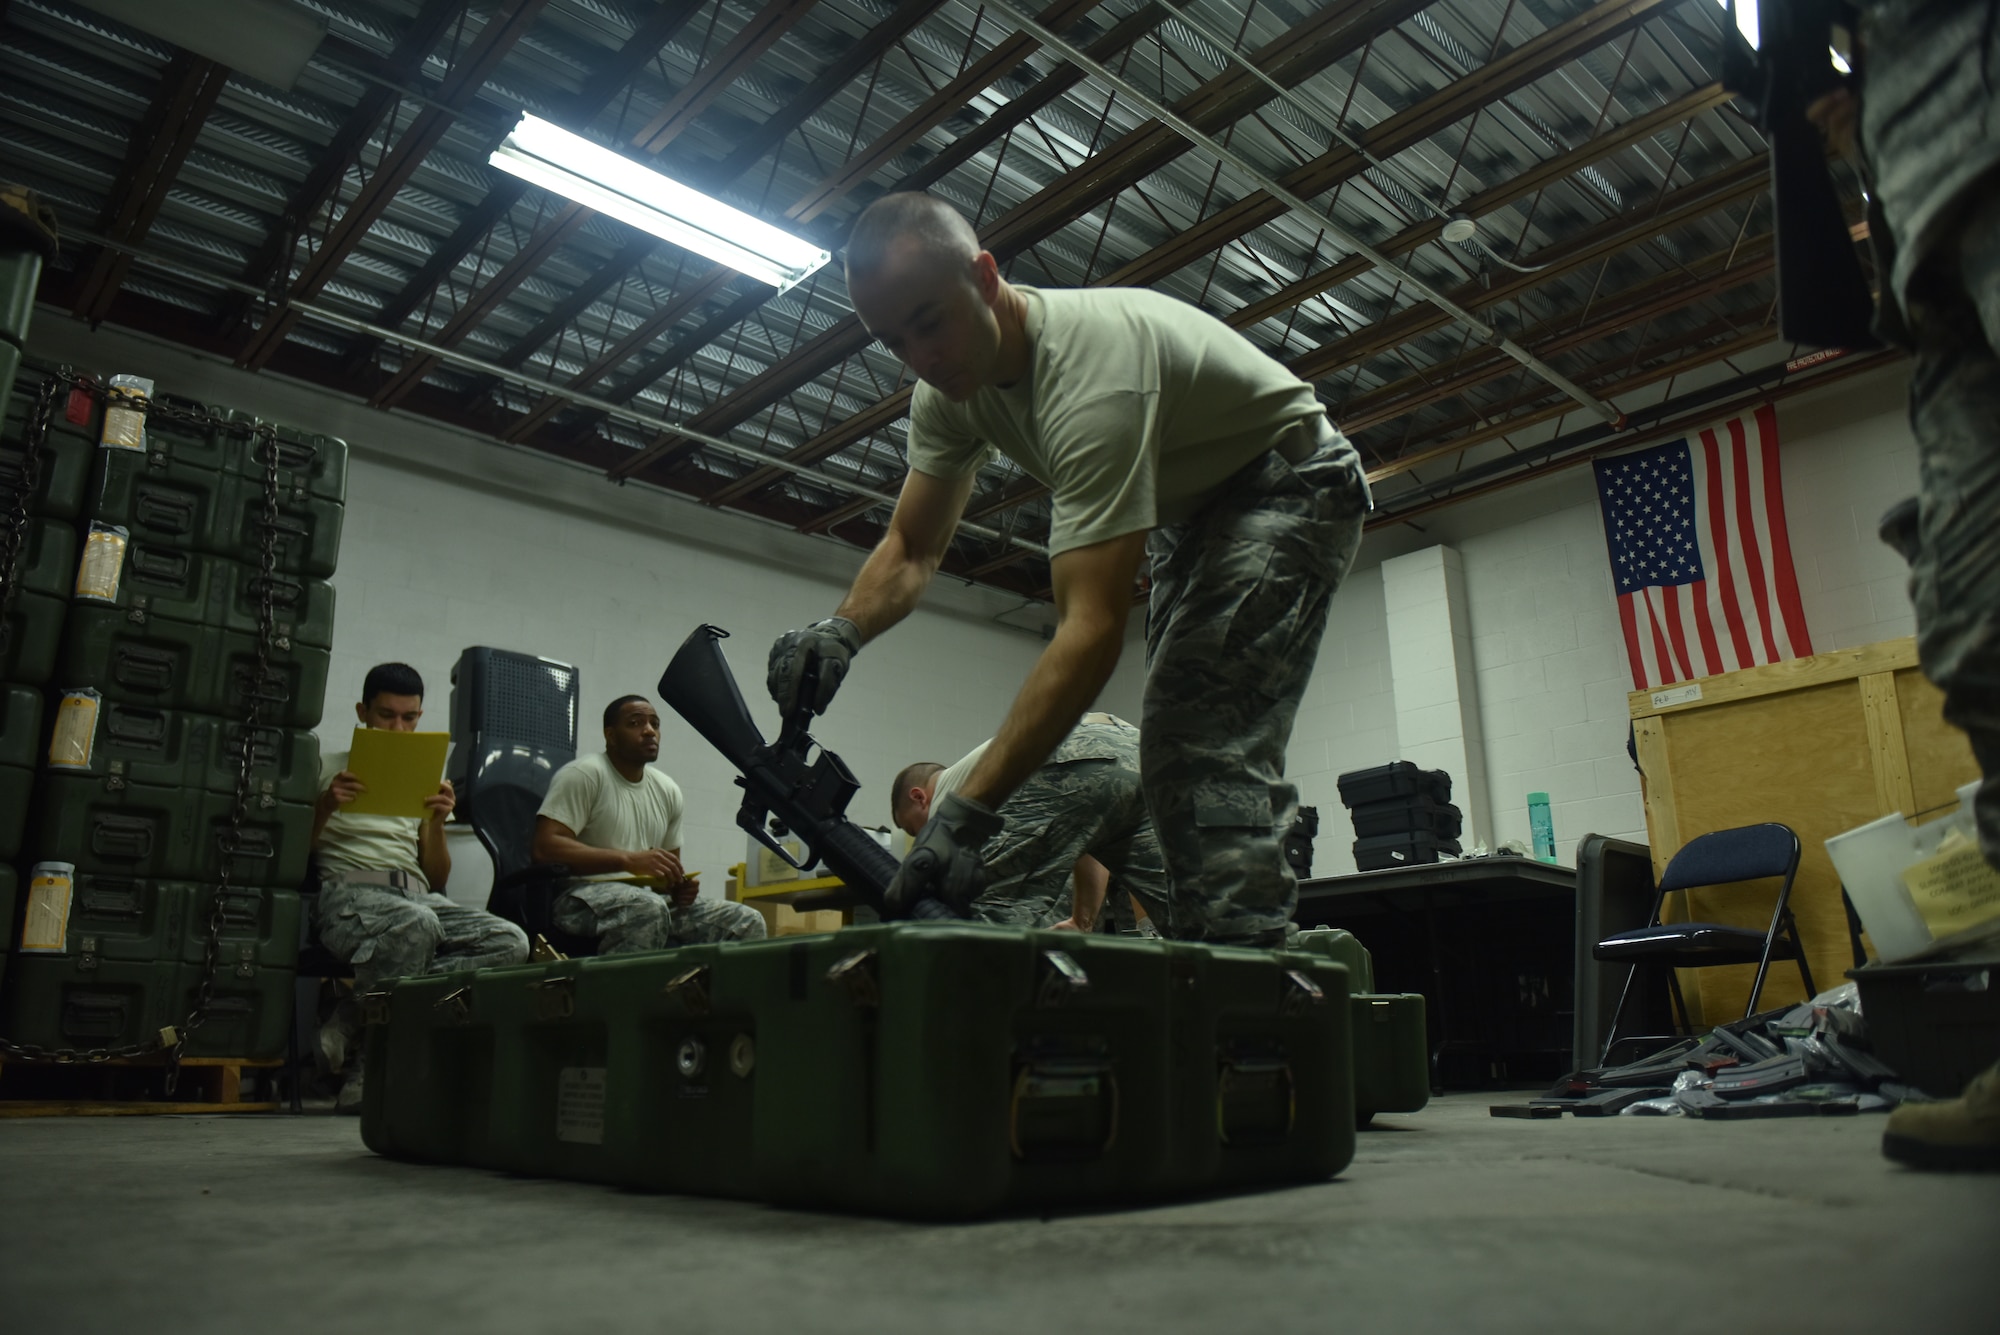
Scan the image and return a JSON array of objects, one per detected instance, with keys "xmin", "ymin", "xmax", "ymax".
[
  {"xmin": 658, "ymin": 624, "xmax": 904, "ymax": 913},
  {"xmin": 1721, "ymin": 0, "xmax": 1879, "ymax": 351}
]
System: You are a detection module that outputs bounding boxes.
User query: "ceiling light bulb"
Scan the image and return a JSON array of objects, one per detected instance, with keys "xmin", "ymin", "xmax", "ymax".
[{"xmin": 1441, "ymin": 215, "xmax": 1478, "ymax": 244}]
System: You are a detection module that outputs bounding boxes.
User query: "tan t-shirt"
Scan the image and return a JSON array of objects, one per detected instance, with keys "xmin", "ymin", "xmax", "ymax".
[
  {"xmin": 906, "ymin": 286, "xmax": 1327, "ymax": 554},
  {"xmin": 538, "ymin": 752, "xmax": 685, "ymax": 882},
  {"xmin": 316, "ymin": 748, "xmax": 429, "ymax": 889}
]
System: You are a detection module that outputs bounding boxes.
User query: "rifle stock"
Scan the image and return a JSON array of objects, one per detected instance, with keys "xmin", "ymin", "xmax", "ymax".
[{"xmin": 658, "ymin": 624, "xmax": 903, "ymax": 911}]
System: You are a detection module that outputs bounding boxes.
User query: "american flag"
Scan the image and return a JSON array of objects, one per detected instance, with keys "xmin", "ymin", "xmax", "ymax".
[{"xmin": 1593, "ymin": 405, "xmax": 1813, "ymax": 691}]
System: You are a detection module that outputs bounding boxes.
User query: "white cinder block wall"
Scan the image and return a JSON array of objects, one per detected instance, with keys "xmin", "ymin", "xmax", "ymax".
[
  {"xmin": 1289, "ymin": 364, "xmax": 1922, "ymax": 871},
  {"xmin": 34, "ymin": 313, "xmax": 1917, "ymax": 883}
]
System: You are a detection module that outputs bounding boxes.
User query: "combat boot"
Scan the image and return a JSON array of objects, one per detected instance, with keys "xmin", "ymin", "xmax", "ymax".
[
  {"xmin": 335, "ymin": 1063, "xmax": 365, "ymax": 1117},
  {"xmin": 1882, "ymin": 1059, "xmax": 2000, "ymax": 1170}
]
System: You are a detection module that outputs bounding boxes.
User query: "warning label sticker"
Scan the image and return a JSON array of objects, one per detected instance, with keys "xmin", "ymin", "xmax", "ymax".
[
  {"xmin": 22, "ymin": 862, "xmax": 76, "ymax": 954},
  {"xmin": 556, "ymin": 1067, "xmax": 607, "ymax": 1145}
]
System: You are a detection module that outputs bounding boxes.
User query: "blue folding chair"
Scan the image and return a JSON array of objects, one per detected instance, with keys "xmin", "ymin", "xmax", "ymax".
[{"xmin": 1593, "ymin": 823, "xmax": 1816, "ymax": 1065}]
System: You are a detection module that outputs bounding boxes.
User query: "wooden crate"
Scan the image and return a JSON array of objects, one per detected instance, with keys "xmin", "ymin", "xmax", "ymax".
[
  {"xmin": 1630, "ymin": 637, "xmax": 1978, "ymax": 1027},
  {"xmin": 0, "ymin": 1055, "xmax": 283, "ymax": 1115}
]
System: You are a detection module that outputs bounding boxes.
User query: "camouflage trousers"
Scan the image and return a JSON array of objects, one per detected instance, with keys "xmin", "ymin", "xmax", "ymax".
[
  {"xmin": 1143, "ymin": 417, "xmax": 1369, "ymax": 945},
  {"xmin": 315, "ymin": 874, "xmax": 530, "ymax": 992},
  {"xmin": 1904, "ymin": 176, "xmax": 2000, "ymax": 868},
  {"xmin": 554, "ymin": 882, "xmax": 767, "ymax": 955},
  {"xmin": 971, "ymin": 718, "xmax": 1169, "ymax": 928}
]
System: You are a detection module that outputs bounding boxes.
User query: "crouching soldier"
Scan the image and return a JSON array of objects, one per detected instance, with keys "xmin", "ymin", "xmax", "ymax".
[{"xmin": 892, "ymin": 712, "xmax": 1168, "ymax": 931}]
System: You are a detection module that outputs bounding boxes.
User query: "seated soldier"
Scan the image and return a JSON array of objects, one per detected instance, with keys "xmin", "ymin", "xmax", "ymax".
[
  {"xmin": 533, "ymin": 694, "xmax": 765, "ymax": 954},
  {"xmin": 892, "ymin": 712, "xmax": 1169, "ymax": 930},
  {"xmin": 314, "ymin": 662, "xmax": 530, "ymax": 1111}
]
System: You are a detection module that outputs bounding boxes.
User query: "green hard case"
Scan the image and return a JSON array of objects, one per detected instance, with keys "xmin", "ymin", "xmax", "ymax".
[
  {"xmin": 362, "ymin": 926, "xmax": 1356, "ymax": 1218},
  {"xmin": 1294, "ymin": 928, "xmax": 1431, "ymax": 1121},
  {"xmin": 89, "ymin": 445, "xmax": 343, "ymax": 578},
  {"xmin": 87, "ymin": 542, "xmax": 337, "ymax": 651},
  {"xmin": 0, "ymin": 402, "xmax": 94, "ymax": 520},
  {"xmin": 59, "ymin": 604, "xmax": 329, "ymax": 729},
  {"xmin": 32, "ymin": 770, "xmax": 312, "ymax": 887},
  {"xmin": 0, "ymin": 955, "xmax": 297, "ymax": 1059},
  {"xmin": 50, "ymin": 700, "xmax": 318, "ymax": 806}
]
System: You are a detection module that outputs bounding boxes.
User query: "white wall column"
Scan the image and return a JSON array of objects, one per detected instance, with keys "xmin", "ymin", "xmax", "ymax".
[{"xmin": 1382, "ymin": 545, "xmax": 1491, "ymax": 849}]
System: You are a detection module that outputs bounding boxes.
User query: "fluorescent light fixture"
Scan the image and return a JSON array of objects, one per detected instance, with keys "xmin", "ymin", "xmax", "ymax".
[
  {"xmin": 490, "ymin": 114, "xmax": 830, "ymax": 294},
  {"xmin": 1715, "ymin": 0, "xmax": 1760, "ymax": 49}
]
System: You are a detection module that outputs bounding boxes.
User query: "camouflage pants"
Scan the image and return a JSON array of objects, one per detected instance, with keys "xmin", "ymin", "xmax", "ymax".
[
  {"xmin": 554, "ymin": 882, "xmax": 767, "ymax": 955},
  {"xmin": 1904, "ymin": 176, "xmax": 2000, "ymax": 867},
  {"xmin": 315, "ymin": 875, "xmax": 530, "ymax": 992},
  {"xmin": 971, "ymin": 719, "xmax": 1169, "ymax": 928},
  {"xmin": 1144, "ymin": 418, "xmax": 1368, "ymax": 945}
]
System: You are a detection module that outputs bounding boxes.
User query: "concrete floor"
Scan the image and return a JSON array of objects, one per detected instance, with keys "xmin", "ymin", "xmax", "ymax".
[{"xmin": 0, "ymin": 1094, "xmax": 1991, "ymax": 1335}]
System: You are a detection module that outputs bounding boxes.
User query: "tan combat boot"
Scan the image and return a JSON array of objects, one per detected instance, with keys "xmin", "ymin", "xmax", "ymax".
[{"xmin": 1882, "ymin": 1059, "xmax": 2000, "ymax": 1171}]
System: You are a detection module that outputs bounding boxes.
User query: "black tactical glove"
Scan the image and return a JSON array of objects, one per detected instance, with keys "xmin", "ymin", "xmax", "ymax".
[
  {"xmin": 767, "ymin": 616, "xmax": 863, "ymax": 716},
  {"xmin": 885, "ymin": 791, "xmax": 1005, "ymax": 917}
]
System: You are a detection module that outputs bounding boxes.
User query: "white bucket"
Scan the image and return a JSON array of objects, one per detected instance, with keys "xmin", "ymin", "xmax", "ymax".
[{"xmin": 1825, "ymin": 780, "xmax": 1981, "ymax": 964}]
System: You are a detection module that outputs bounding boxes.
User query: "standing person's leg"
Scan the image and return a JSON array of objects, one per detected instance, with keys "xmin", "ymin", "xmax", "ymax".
[
  {"xmin": 1908, "ymin": 182, "xmax": 2000, "ymax": 867},
  {"xmin": 424, "ymin": 895, "xmax": 532, "ymax": 971},
  {"xmin": 552, "ymin": 882, "xmax": 675, "ymax": 954},
  {"xmin": 1142, "ymin": 426, "xmax": 1367, "ymax": 945}
]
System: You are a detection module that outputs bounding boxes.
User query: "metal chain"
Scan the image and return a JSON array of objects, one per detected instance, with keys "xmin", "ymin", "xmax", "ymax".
[
  {"xmin": 0, "ymin": 374, "xmax": 56, "ymax": 614},
  {"xmin": 0, "ymin": 376, "xmax": 292, "ymax": 1092}
]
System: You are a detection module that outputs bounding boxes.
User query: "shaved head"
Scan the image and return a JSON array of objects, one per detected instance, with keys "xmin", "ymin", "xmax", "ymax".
[
  {"xmin": 845, "ymin": 193, "xmax": 982, "ymax": 289},
  {"xmin": 845, "ymin": 192, "xmax": 1026, "ymax": 401}
]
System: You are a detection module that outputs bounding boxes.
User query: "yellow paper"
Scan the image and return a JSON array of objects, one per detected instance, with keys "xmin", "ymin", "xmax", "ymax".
[
  {"xmin": 343, "ymin": 728, "xmax": 451, "ymax": 818},
  {"xmin": 1901, "ymin": 832, "xmax": 2000, "ymax": 937}
]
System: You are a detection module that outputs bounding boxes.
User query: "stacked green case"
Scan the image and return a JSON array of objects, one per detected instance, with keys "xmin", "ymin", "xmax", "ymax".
[
  {"xmin": 0, "ymin": 683, "xmax": 39, "ymax": 861},
  {"xmin": 0, "ymin": 358, "xmax": 346, "ymax": 1061},
  {"xmin": 362, "ymin": 925, "xmax": 1356, "ymax": 1218},
  {"xmin": 1294, "ymin": 928, "xmax": 1431, "ymax": 1122}
]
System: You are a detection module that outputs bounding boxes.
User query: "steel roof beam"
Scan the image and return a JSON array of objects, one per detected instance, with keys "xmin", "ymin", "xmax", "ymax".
[
  {"xmin": 359, "ymin": 0, "xmax": 749, "ymax": 406},
  {"xmin": 540, "ymin": 0, "xmax": 1136, "ymax": 453},
  {"xmin": 1284, "ymin": 154, "xmax": 1768, "ymax": 382},
  {"xmin": 71, "ymin": 52, "xmax": 230, "ymax": 323},
  {"xmin": 1369, "ymin": 349, "xmax": 1903, "ymax": 526},
  {"xmin": 333, "ymin": 0, "xmax": 708, "ymax": 380},
  {"xmin": 233, "ymin": 0, "xmax": 553, "ymax": 370},
  {"xmin": 604, "ymin": 0, "xmax": 1391, "ymax": 483},
  {"xmin": 223, "ymin": 0, "xmax": 467, "ymax": 337},
  {"xmin": 948, "ymin": 186, "xmax": 1784, "ymax": 527},
  {"xmin": 726, "ymin": 83, "xmax": 1734, "ymax": 514},
  {"xmin": 1339, "ymin": 240, "xmax": 1776, "ymax": 434},
  {"xmin": 467, "ymin": 0, "xmax": 972, "ymax": 430}
]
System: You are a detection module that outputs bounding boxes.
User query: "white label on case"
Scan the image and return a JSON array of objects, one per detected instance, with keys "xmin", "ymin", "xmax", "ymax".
[
  {"xmin": 22, "ymin": 862, "xmax": 76, "ymax": 954},
  {"xmin": 556, "ymin": 1067, "xmax": 606, "ymax": 1144}
]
